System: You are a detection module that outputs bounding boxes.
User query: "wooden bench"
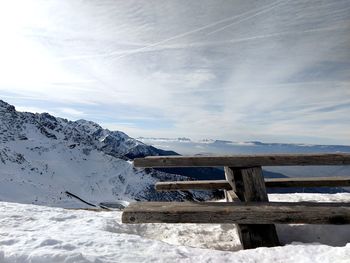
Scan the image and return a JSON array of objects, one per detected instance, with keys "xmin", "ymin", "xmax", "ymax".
[{"xmin": 122, "ymin": 153, "xmax": 350, "ymax": 249}]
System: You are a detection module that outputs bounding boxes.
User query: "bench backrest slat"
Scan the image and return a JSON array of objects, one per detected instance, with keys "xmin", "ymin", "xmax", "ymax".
[{"xmin": 134, "ymin": 153, "xmax": 350, "ymax": 167}]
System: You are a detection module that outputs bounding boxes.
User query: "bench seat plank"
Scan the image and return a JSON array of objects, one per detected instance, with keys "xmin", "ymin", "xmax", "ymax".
[{"xmin": 122, "ymin": 201, "xmax": 350, "ymax": 224}]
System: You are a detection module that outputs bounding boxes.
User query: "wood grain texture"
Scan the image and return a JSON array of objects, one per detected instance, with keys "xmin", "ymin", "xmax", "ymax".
[
  {"xmin": 122, "ymin": 201, "xmax": 350, "ymax": 224},
  {"xmin": 225, "ymin": 166, "xmax": 280, "ymax": 249},
  {"xmin": 156, "ymin": 180, "xmax": 231, "ymax": 191},
  {"xmin": 134, "ymin": 153, "xmax": 350, "ymax": 168},
  {"xmin": 155, "ymin": 176, "xmax": 350, "ymax": 191},
  {"xmin": 225, "ymin": 167, "xmax": 268, "ymax": 201},
  {"xmin": 225, "ymin": 190, "xmax": 239, "ymax": 202},
  {"xmin": 265, "ymin": 176, "xmax": 350, "ymax": 187}
]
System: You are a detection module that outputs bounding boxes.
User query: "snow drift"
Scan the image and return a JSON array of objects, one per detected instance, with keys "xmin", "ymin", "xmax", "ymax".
[{"xmin": 1, "ymin": 193, "xmax": 350, "ymax": 263}]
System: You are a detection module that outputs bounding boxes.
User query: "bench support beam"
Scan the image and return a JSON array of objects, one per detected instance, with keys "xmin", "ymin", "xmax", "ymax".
[{"xmin": 225, "ymin": 166, "xmax": 280, "ymax": 249}]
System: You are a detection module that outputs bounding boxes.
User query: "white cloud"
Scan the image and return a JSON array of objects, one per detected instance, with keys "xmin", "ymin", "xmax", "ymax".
[
  {"xmin": 1, "ymin": 0, "xmax": 350, "ymax": 144},
  {"xmin": 16, "ymin": 106, "xmax": 53, "ymax": 114},
  {"xmin": 58, "ymin": 108, "xmax": 85, "ymax": 117}
]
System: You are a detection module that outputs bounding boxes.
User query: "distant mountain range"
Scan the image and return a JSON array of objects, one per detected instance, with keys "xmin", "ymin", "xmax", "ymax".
[{"xmin": 137, "ymin": 137, "xmax": 350, "ymax": 155}]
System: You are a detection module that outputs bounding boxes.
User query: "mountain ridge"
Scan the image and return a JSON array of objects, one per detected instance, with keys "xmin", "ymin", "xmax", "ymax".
[{"xmin": 0, "ymin": 100, "xmax": 211, "ymax": 207}]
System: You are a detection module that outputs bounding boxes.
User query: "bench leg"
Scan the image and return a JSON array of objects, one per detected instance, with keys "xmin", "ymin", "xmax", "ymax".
[{"xmin": 224, "ymin": 166, "xmax": 280, "ymax": 249}]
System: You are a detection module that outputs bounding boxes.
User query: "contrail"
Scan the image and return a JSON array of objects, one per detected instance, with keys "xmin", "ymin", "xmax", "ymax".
[
  {"xmin": 206, "ymin": 0, "xmax": 287, "ymax": 36},
  {"xmin": 57, "ymin": 0, "xmax": 286, "ymax": 61},
  {"xmin": 111, "ymin": 24, "xmax": 350, "ymax": 52},
  {"xmin": 227, "ymin": 25, "xmax": 350, "ymax": 45},
  {"xmin": 58, "ymin": 24, "xmax": 349, "ymax": 62}
]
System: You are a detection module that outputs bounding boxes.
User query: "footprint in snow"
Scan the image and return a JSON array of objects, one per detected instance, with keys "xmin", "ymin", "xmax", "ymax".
[{"xmin": 49, "ymin": 215, "xmax": 77, "ymax": 222}]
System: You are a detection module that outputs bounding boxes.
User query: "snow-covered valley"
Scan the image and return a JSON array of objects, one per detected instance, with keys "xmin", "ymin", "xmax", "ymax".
[{"xmin": 1, "ymin": 193, "xmax": 350, "ymax": 263}]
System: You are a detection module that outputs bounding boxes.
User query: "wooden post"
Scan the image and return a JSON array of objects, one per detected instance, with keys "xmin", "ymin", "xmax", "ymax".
[
  {"xmin": 224, "ymin": 166, "xmax": 280, "ymax": 249},
  {"xmin": 225, "ymin": 189, "xmax": 239, "ymax": 202}
]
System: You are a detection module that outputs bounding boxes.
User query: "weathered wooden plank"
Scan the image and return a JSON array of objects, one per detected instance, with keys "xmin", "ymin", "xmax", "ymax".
[
  {"xmin": 225, "ymin": 166, "xmax": 280, "ymax": 249},
  {"xmin": 133, "ymin": 153, "xmax": 350, "ymax": 168},
  {"xmin": 265, "ymin": 176, "xmax": 350, "ymax": 187},
  {"xmin": 121, "ymin": 201, "xmax": 350, "ymax": 224},
  {"xmin": 155, "ymin": 176, "xmax": 350, "ymax": 191},
  {"xmin": 225, "ymin": 190, "xmax": 239, "ymax": 202},
  {"xmin": 156, "ymin": 180, "xmax": 231, "ymax": 191}
]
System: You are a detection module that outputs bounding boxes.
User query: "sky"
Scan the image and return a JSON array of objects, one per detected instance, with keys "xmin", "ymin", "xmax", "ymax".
[{"xmin": 0, "ymin": 0, "xmax": 350, "ymax": 145}]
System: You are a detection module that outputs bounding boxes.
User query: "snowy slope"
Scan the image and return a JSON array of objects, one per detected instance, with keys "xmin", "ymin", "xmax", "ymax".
[
  {"xmin": 0, "ymin": 100, "xmax": 210, "ymax": 207},
  {"xmin": 1, "ymin": 193, "xmax": 350, "ymax": 263}
]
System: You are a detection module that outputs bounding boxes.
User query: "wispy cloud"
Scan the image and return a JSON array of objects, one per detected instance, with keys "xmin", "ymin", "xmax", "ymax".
[
  {"xmin": 1, "ymin": 0, "xmax": 350, "ymax": 144},
  {"xmin": 58, "ymin": 108, "xmax": 85, "ymax": 117}
]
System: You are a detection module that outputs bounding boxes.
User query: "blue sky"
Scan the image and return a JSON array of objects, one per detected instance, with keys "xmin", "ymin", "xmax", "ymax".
[{"xmin": 1, "ymin": 0, "xmax": 350, "ymax": 144}]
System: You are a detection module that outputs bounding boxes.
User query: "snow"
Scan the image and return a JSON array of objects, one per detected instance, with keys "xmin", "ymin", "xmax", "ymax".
[
  {"xmin": 0, "ymin": 100, "xmax": 213, "ymax": 206},
  {"xmin": 1, "ymin": 193, "xmax": 350, "ymax": 263},
  {"xmin": 1, "ymin": 100, "xmax": 350, "ymax": 261}
]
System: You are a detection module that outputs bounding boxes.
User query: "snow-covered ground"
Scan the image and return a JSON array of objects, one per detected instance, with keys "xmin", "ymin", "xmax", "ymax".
[{"xmin": 1, "ymin": 193, "xmax": 350, "ymax": 263}]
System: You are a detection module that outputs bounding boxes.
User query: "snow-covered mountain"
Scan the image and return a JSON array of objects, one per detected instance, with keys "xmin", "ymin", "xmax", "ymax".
[{"xmin": 0, "ymin": 100, "xmax": 211, "ymax": 208}]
